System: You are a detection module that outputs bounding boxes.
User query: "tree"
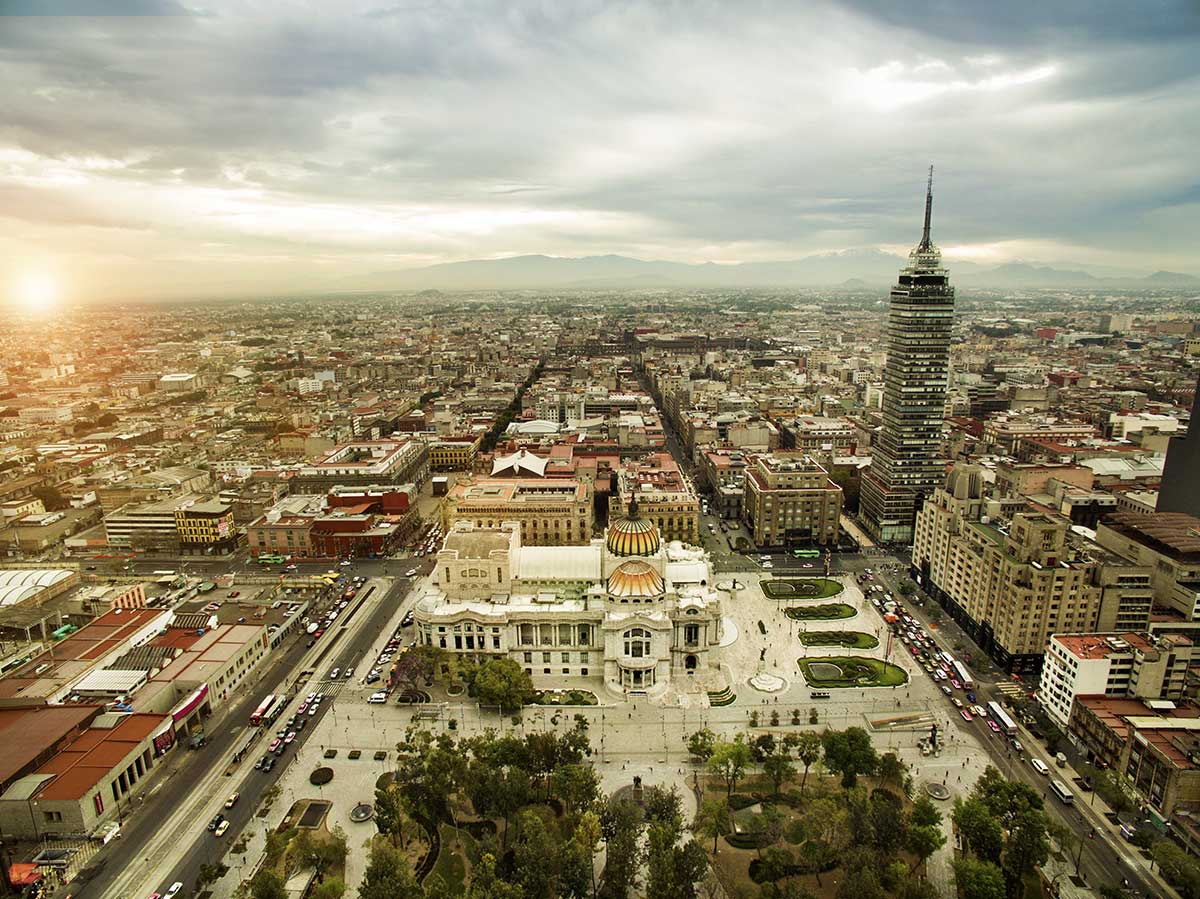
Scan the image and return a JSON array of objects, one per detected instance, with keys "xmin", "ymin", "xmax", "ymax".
[
  {"xmin": 392, "ymin": 644, "xmax": 442, "ymax": 692},
  {"xmin": 375, "ymin": 784, "xmax": 408, "ymax": 846},
  {"xmin": 311, "ymin": 880, "xmax": 346, "ymax": 899},
  {"xmin": 686, "ymin": 728, "xmax": 716, "ymax": 762},
  {"xmin": 952, "ymin": 797, "xmax": 1003, "ymax": 865},
  {"xmin": 600, "ymin": 797, "xmax": 645, "ymax": 899},
  {"xmin": 910, "ymin": 796, "xmax": 942, "ymax": 830},
  {"xmin": 249, "ymin": 870, "xmax": 288, "ymax": 899},
  {"xmin": 820, "ymin": 727, "xmax": 879, "ymax": 790},
  {"xmin": 471, "ymin": 852, "xmax": 526, "ymax": 899},
  {"xmin": 358, "ymin": 840, "xmax": 422, "ymax": 899},
  {"xmin": 877, "ymin": 752, "xmax": 907, "ymax": 790},
  {"xmin": 514, "ymin": 809, "xmax": 559, "ymax": 899},
  {"xmin": 906, "ymin": 825, "xmax": 946, "ymax": 872},
  {"xmin": 708, "ymin": 736, "xmax": 752, "ymax": 798},
  {"xmin": 553, "ymin": 763, "xmax": 602, "ymax": 815},
  {"xmin": 763, "ymin": 748, "xmax": 796, "ymax": 796},
  {"xmin": 470, "ymin": 657, "xmax": 532, "ymax": 710},
  {"xmin": 693, "ymin": 798, "xmax": 733, "ymax": 853},
  {"xmin": 575, "ymin": 811, "xmax": 603, "ymax": 899},
  {"xmin": 953, "ymin": 858, "xmax": 1006, "ymax": 899},
  {"xmin": 643, "ymin": 785, "xmax": 683, "ymax": 830},
  {"xmin": 898, "ymin": 580, "xmax": 916, "ymax": 596},
  {"xmin": 793, "ymin": 732, "xmax": 822, "ymax": 794},
  {"xmin": 31, "ymin": 485, "xmax": 67, "ymax": 511},
  {"xmin": 1152, "ymin": 841, "xmax": 1200, "ymax": 899}
]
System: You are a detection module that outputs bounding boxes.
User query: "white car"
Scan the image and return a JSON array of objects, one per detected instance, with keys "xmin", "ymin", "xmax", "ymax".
[
  {"xmin": 762, "ymin": 562, "xmax": 773, "ymax": 569},
  {"xmin": 368, "ymin": 692, "xmax": 388, "ymax": 704},
  {"xmin": 167, "ymin": 885, "xmax": 184, "ymax": 897},
  {"xmin": 329, "ymin": 668, "xmax": 340, "ymax": 679},
  {"xmin": 405, "ymin": 568, "xmax": 418, "ymax": 577}
]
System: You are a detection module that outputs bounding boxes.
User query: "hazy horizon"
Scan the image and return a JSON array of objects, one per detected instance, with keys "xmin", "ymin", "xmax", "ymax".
[{"xmin": 2, "ymin": 0, "xmax": 1199, "ymax": 306}]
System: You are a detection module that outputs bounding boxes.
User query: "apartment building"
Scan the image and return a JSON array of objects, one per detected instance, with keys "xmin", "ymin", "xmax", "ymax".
[
  {"xmin": 742, "ymin": 453, "xmax": 842, "ymax": 547},
  {"xmin": 1041, "ymin": 631, "xmax": 1195, "ymax": 727},
  {"xmin": 443, "ymin": 477, "xmax": 594, "ymax": 546},
  {"xmin": 912, "ymin": 463, "xmax": 1152, "ymax": 674},
  {"xmin": 174, "ymin": 499, "xmax": 237, "ymax": 555},
  {"xmin": 609, "ymin": 454, "xmax": 700, "ymax": 545},
  {"xmin": 1095, "ymin": 512, "xmax": 1200, "ymax": 632}
]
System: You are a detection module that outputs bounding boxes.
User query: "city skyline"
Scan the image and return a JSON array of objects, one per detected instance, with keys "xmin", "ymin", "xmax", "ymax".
[{"xmin": 1, "ymin": 0, "xmax": 1199, "ymax": 305}]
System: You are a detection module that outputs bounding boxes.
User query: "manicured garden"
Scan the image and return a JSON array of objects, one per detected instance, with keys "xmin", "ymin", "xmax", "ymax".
[
  {"xmin": 761, "ymin": 578, "xmax": 844, "ymax": 600},
  {"xmin": 784, "ymin": 603, "xmax": 856, "ymax": 621},
  {"xmin": 798, "ymin": 655, "xmax": 908, "ymax": 688},
  {"xmin": 798, "ymin": 630, "xmax": 879, "ymax": 649},
  {"xmin": 531, "ymin": 688, "xmax": 598, "ymax": 706}
]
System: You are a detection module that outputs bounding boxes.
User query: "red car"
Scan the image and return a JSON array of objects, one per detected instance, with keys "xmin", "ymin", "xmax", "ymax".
[{"xmin": 960, "ymin": 709, "xmax": 973, "ymax": 722}]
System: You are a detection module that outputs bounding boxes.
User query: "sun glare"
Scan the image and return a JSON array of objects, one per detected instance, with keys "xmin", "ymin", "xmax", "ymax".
[{"xmin": 10, "ymin": 271, "xmax": 62, "ymax": 315}]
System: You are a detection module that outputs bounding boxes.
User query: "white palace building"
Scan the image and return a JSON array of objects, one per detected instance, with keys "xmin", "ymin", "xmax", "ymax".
[{"xmin": 412, "ymin": 497, "xmax": 724, "ymax": 697}]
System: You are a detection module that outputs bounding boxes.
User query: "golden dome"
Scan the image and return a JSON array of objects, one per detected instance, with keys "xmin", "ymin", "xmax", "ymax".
[
  {"xmin": 606, "ymin": 494, "xmax": 661, "ymax": 557},
  {"xmin": 607, "ymin": 560, "xmax": 665, "ymax": 598}
]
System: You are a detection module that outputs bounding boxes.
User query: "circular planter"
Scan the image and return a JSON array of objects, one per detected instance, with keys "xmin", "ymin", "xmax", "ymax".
[{"xmin": 310, "ymin": 767, "xmax": 334, "ymax": 786}]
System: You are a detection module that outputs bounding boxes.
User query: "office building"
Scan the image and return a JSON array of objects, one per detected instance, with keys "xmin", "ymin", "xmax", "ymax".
[
  {"xmin": 742, "ymin": 453, "xmax": 842, "ymax": 547},
  {"xmin": 443, "ymin": 477, "xmax": 593, "ymax": 546},
  {"xmin": 1040, "ymin": 632, "xmax": 1195, "ymax": 727},
  {"xmin": 860, "ymin": 170, "xmax": 955, "ymax": 543}
]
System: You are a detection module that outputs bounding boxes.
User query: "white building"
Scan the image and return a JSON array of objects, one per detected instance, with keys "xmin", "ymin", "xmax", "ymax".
[
  {"xmin": 414, "ymin": 498, "xmax": 724, "ymax": 698},
  {"xmin": 1041, "ymin": 631, "xmax": 1195, "ymax": 727}
]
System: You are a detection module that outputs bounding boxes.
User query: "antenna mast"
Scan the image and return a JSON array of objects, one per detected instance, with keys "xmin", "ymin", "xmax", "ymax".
[{"xmin": 920, "ymin": 164, "xmax": 934, "ymax": 249}]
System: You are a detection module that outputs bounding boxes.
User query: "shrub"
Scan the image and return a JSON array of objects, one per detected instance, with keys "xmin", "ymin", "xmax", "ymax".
[{"xmin": 310, "ymin": 767, "xmax": 334, "ymax": 786}]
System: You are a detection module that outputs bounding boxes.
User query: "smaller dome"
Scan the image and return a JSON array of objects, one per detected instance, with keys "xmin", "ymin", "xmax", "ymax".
[
  {"xmin": 606, "ymin": 494, "xmax": 661, "ymax": 557},
  {"xmin": 607, "ymin": 560, "xmax": 665, "ymax": 598}
]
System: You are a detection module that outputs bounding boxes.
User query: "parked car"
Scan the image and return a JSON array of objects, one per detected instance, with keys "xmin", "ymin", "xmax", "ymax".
[{"xmin": 284, "ymin": 731, "xmax": 297, "ymax": 744}]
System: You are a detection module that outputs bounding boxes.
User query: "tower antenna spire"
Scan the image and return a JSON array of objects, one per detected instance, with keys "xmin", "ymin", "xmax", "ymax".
[{"xmin": 920, "ymin": 164, "xmax": 934, "ymax": 249}]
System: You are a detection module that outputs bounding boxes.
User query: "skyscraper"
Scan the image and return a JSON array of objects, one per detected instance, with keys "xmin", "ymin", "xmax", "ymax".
[
  {"xmin": 1157, "ymin": 372, "xmax": 1200, "ymax": 516},
  {"xmin": 860, "ymin": 169, "xmax": 955, "ymax": 544}
]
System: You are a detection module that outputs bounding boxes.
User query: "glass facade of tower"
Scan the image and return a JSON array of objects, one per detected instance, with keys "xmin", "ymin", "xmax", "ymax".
[{"xmin": 860, "ymin": 182, "xmax": 955, "ymax": 544}]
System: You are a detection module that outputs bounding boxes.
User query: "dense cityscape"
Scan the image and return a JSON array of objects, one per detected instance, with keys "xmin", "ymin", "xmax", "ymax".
[{"xmin": 3, "ymin": 3, "xmax": 1200, "ymax": 899}]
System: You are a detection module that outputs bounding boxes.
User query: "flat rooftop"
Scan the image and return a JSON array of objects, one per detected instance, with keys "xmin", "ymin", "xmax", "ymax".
[{"xmin": 1102, "ymin": 512, "xmax": 1200, "ymax": 562}]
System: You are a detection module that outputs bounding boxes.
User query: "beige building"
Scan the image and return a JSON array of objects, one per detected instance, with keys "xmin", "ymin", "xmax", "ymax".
[
  {"xmin": 1095, "ymin": 512, "xmax": 1200, "ymax": 630},
  {"xmin": 609, "ymin": 454, "xmax": 700, "ymax": 545},
  {"xmin": 443, "ymin": 477, "xmax": 594, "ymax": 546},
  {"xmin": 742, "ymin": 454, "xmax": 842, "ymax": 547},
  {"xmin": 912, "ymin": 464, "xmax": 1151, "ymax": 674}
]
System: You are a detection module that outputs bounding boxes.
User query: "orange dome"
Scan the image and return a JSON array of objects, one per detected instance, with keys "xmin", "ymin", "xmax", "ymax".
[{"xmin": 607, "ymin": 560, "xmax": 665, "ymax": 598}]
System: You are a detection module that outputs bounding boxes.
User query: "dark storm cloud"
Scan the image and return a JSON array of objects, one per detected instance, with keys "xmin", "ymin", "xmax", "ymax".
[{"xmin": 0, "ymin": 0, "xmax": 1197, "ymax": 299}]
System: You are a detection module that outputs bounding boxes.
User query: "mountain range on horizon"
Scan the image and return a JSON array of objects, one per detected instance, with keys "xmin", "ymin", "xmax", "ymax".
[{"xmin": 344, "ymin": 250, "xmax": 1200, "ymax": 292}]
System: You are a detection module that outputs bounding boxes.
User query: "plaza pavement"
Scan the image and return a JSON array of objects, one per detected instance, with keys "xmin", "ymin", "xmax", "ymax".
[{"xmin": 208, "ymin": 570, "xmax": 993, "ymax": 898}]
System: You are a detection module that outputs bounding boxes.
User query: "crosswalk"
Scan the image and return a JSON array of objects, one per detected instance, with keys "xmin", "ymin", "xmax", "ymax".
[
  {"xmin": 313, "ymin": 679, "xmax": 346, "ymax": 698},
  {"xmin": 994, "ymin": 681, "xmax": 1028, "ymax": 701}
]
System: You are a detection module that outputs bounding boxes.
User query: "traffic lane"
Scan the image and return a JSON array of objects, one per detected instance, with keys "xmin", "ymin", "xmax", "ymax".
[
  {"xmin": 72, "ymin": 631, "xmax": 314, "ymax": 898},
  {"xmin": 156, "ymin": 582, "xmax": 408, "ymax": 894}
]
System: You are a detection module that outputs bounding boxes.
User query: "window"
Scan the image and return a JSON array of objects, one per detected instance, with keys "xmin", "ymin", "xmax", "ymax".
[
  {"xmin": 578, "ymin": 626, "xmax": 590, "ymax": 646},
  {"xmin": 685, "ymin": 623, "xmax": 700, "ymax": 645},
  {"xmin": 624, "ymin": 627, "xmax": 651, "ymax": 658},
  {"xmin": 543, "ymin": 652, "xmax": 551, "ymax": 663},
  {"xmin": 581, "ymin": 668, "xmax": 588, "ymax": 676}
]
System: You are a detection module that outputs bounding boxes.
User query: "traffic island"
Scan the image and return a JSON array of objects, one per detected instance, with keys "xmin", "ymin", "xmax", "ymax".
[
  {"xmin": 797, "ymin": 630, "xmax": 879, "ymax": 649},
  {"xmin": 784, "ymin": 603, "xmax": 856, "ymax": 621},
  {"xmin": 761, "ymin": 578, "xmax": 844, "ymax": 600},
  {"xmin": 797, "ymin": 656, "xmax": 908, "ymax": 688}
]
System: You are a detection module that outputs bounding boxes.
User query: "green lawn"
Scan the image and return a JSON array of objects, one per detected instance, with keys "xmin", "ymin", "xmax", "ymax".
[
  {"xmin": 798, "ymin": 630, "xmax": 879, "ymax": 649},
  {"xmin": 798, "ymin": 655, "xmax": 908, "ymax": 688},
  {"xmin": 762, "ymin": 578, "xmax": 844, "ymax": 600},
  {"xmin": 784, "ymin": 603, "xmax": 856, "ymax": 621},
  {"xmin": 429, "ymin": 823, "xmax": 476, "ymax": 891}
]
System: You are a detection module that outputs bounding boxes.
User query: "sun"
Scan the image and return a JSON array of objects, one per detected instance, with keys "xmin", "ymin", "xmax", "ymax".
[{"xmin": 10, "ymin": 271, "xmax": 62, "ymax": 315}]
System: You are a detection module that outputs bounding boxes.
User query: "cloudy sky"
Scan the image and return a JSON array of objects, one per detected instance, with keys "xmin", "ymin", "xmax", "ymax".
[{"xmin": 1, "ymin": 0, "xmax": 1198, "ymax": 303}]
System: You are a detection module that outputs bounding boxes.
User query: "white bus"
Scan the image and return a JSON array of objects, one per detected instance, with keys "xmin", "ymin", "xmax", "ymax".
[
  {"xmin": 1049, "ymin": 780, "xmax": 1074, "ymax": 805},
  {"xmin": 987, "ymin": 701, "xmax": 1018, "ymax": 736},
  {"xmin": 952, "ymin": 660, "xmax": 974, "ymax": 690}
]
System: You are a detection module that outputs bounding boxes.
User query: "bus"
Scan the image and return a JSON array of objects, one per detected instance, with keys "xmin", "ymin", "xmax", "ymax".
[
  {"xmin": 258, "ymin": 554, "xmax": 285, "ymax": 565},
  {"xmin": 249, "ymin": 694, "xmax": 276, "ymax": 726},
  {"xmin": 1049, "ymin": 780, "xmax": 1075, "ymax": 805},
  {"xmin": 952, "ymin": 660, "xmax": 974, "ymax": 690},
  {"xmin": 793, "ymin": 549, "xmax": 821, "ymax": 558},
  {"xmin": 987, "ymin": 701, "xmax": 1018, "ymax": 736},
  {"xmin": 262, "ymin": 694, "xmax": 288, "ymax": 726}
]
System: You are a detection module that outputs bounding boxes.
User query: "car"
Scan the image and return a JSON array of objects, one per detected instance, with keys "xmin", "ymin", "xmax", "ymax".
[
  {"xmin": 951, "ymin": 697, "xmax": 963, "ymax": 709},
  {"xmin": 405, "ymin": 568, "xmax": 418, "ymax": 577},
  {"xmin": 314, "ymin": 629, "xmax": 325, "ymax": 638},
  {"xmin": 987, "ymin": 720, "xmax": 1001, "ymax": 734},
  {"xmin": 972, "ymin": 705, "xmax": 987, "ymax": 717},
  {"xmin": 284, "ymin": 731, "xmax": 297, "ymax": 744},
  {"xmin": 229, "ymin": 591, "xmax": 240, "ymax": 598},
  {"xmin": 297, "ymin": 703, "xmax": 308, "ymax": 714},
  {"xmin": 402, "ymin": 611, "xmax": 414, "ymax": 627},
  {"xmin": 762, "ymin": 562, "xmax": 773, "ymax": 569},
  {"xmin": 344, "ymin": 667, "xmax": 354, "ymax": 678},
  {"xmin": 1030, "ymin": 758, "xmax": 1050, "ymax": 775},
  {"xmin": 1011, "ymin": 739, "xmax": 1024, "ymax": 754},
  {"xmin": 167, "ymin": 884, "xmax": 184, "ymax": 897},
  {"xmin": 959, "ymin": 709, "xmax": 973, "ymax": 722},
  {"xmin": 950, "ymin": 679, "xmax": 962, "ymax": 690},
  {"xmin": 306, "ymin": 692, "xmax": 317, "ymax": 701},
  {"xmin": 366, "ymin": 673, "xmax": 381, "ymax": 684},
  {"xmin": 262, "ymin": 756, "xmax": 276, "ymax": 772},
  {"xmin": 295, "ymin": 717, "xmax": 306, "ymax": 730},
  {"xmin": 940, "ymin": 684, "xmax": 952, "ymax": 696},
  {"xmin": 330, "ymin": 667, "xmax": 341, "ymax": 679},
  {"xmin": 368, "ymin": 692, "xmax": 388, "ymax": 704},
  {"xmin": 225, "ymin": 792, "xmax": 240, "ymax": 808},
  {"xmin": 214, "ymin": 819, "xmax": 230, "ymax": 837},
  {"xmin": 308, "ymin": 704, "xmax": 320, "ymax": 717},
  {"xmin": 254, "ymin": 756, "xmax": 267, "ymax": 770},
  {"xmin": 207, "ymin": 813, "xmax": 224, "ymax": 832},
  {"xmin": 268, "ymin": 738, "xmax": 282, "ymax": 754},
  {"xmin": 340, "ymin": 560, "xmax": 351, "ymax": 567},
  {"xmin": 285, "ymin": 563, "xmax": 298, "ymax": 571}
]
